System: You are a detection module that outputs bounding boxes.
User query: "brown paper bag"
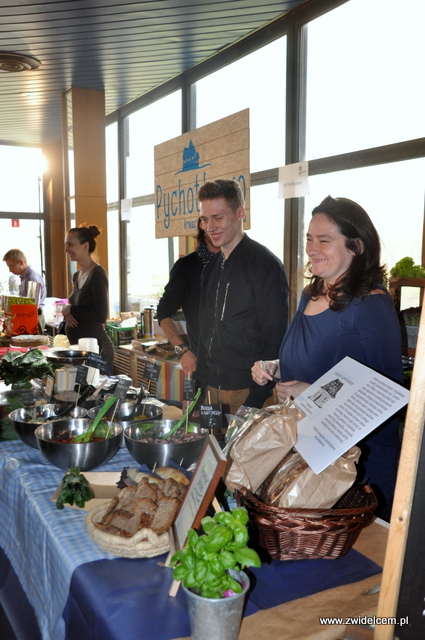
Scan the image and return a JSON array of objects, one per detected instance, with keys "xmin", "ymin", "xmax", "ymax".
[
  {"xmin": 223, "ymin": 403, "xmax": 302, "ymax": 493},
  {"xmin": 257, "ymin": 445, "xmax": 361, "ymax": 509}
]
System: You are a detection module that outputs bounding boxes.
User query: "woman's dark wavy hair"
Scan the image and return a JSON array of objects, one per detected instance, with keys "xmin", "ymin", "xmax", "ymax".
[
  {"xmin": 307, "ymin": 195, "xmax": 387, "ymax": 310},
  {"xmin": 194, "ymin": 217, "xmax": 208, "ymax": 244},
  {"xmin": 67, "ymin": 223, "xmax": 101, "ymax": 254}
]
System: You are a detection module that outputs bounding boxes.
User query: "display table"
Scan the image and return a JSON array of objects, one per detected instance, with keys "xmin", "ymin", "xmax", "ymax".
[{"xmin": 0, "ymin": 437, "xmax": 386, "ymax": 640}]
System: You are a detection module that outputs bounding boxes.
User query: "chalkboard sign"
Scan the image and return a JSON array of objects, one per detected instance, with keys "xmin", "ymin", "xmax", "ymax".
[
  {"xmin": 183, "ymin": 379, "xmax": 197, "ymax": 401},
  {"xmin": 144, "ymin": 360, "xmax": 161, "ymax": 382},
  {"xmin": 199, "ymin": 404, "xmax": 223, "ymax": 432},
  {"xmin": 86, "ymin": 351, "xmax": 110, "ymax": 374},
  {"xmin": 114, "ymin": 375, "xmax": 132, "ymax": 400},
  {"xmin": 75, "ymin": 365, "xmax": 88, "ymax": 385}
]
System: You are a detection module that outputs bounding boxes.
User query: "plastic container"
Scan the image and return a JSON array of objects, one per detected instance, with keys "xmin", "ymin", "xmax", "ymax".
[{"xmin": 106, "ymin": 322, "xmax": 141, "ymax": 346}]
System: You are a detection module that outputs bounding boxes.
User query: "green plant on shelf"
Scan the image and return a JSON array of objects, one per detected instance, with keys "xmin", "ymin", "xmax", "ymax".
[{"xmin": 390, "ymin": 256, "xmax": 425, "ymax": 278}]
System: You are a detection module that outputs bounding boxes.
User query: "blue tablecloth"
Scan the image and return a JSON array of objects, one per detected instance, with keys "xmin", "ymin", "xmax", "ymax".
[{"xmin": 0, "ymin": 440, "xmax": 382, "ymax": 640}]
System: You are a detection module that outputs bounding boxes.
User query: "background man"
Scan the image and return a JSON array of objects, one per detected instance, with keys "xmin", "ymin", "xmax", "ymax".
[
  {"xmin": 157, "ymin": 221, "xmax": 219, "ymax": 376},
  {"xmin": 3, "ymin": 249, "xmax": 47, "ymax": 333},
  {"xmin": 197, "ymin": 179, "xmax": 289, "ymax": 414}
]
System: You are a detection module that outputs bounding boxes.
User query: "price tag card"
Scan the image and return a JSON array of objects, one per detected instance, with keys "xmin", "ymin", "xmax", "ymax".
[
  {"xmin": 44, "ymin": 375, "xmax": 54, "ymax": 402},
  {"xmin": 199, "ymin": 404, "xmax": 223, "ymax": 432},
  {"xmin": 85, "ymin": 352, "xmax": 110, "ymax": 374},
  {"xmin": 183, "ymin": 379, "xmax": 197, "ymax": 401},
  {"xmin": 114, "ymin": 375, "xmax": 132, "ymax": 400},
  {"xmin": 144, "ymin": 360, "xmax": 161, "ymax": 382},
  {"xmin": 75, "ymin": 365, "xmax": 88, "ymax": 385}
]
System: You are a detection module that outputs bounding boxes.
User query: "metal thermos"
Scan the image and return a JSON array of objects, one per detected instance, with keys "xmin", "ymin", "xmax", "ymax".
[{"xmin": 143, "ymin": 307, "xmax": 155, "ymax": 338}]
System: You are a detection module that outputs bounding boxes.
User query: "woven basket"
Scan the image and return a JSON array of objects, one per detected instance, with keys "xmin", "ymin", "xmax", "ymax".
[{"xmin": 236, "ymin": 483, "xmax": 377, "ymax": 561}]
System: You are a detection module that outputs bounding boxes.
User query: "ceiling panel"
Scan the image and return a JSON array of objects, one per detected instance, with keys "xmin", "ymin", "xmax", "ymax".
[{"xmin": 0, "ymin": 0, "xmax": 308, "ymax": 148}]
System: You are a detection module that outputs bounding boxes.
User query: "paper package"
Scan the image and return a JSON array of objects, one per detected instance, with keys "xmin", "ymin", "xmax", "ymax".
[
  {"xmin": 257, "ymin": 445, "xmax": 361, "ymax": 509},
  {"xmin": 223, "ymin": 402, "xmax": 302, "ymax": 493}
]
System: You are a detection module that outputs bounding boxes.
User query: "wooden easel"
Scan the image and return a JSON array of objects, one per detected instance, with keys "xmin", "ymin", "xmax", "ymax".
[{"xmin": 374, "ymin": 305, "xmax": 425, "ymax": 638}]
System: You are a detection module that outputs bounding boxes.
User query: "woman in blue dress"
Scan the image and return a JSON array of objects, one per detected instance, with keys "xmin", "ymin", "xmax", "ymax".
[{"xmin": 251, "ymin": 195, "xmax": 403, "ymax": 520}]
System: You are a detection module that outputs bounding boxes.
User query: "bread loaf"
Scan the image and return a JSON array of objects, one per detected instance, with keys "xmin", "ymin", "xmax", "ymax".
[{"xmin": 94, "ymin": 475, "xmax": 187, "ymax": 538}]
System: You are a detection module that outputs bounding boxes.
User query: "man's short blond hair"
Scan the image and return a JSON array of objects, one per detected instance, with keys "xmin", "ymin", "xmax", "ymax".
[{"xmin": 3, "ymin": 249, "xmax": 27, "ymax": 264}]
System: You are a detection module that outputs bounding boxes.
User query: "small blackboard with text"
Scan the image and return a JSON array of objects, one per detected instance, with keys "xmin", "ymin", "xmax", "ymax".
[
  {"xmin": 75, "ymin": 365, "xmax": 88, "ymax": 385},
  {"xmin": 114, "ymin": 375, "xmax": 132, "ymax": 401},
  {"xmin": 183, "ymin": 379, "xmax": 197, "ymax": 401},
  {"xmin": 199, "ymin": 404, "xmax": 223, "ymax": 432},
  {"xmin": 144, "ymin": 360, "xmax": 161, "ymax": 382},
  {"xmin": 85, "ymin": 352, "xmax": 110, "ymax": 374}
]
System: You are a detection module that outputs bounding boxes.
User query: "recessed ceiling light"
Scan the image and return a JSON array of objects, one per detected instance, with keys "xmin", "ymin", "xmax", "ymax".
[{"xmin": 0, "ymin": 52, "xmax": 41, "ymax": 72}]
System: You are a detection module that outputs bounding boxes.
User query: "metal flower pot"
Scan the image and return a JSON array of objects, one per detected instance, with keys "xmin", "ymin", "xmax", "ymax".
[{"xmin": 182, "ymin": 570, "xmax": 250, "ymax": 640}]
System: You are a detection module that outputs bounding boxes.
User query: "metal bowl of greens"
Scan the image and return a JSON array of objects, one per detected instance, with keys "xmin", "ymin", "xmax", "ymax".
[
  {"xmin": 87, "ymin": 400, "xmax": 163, "ymax": 426},
  {"xmin": 35, "ymin": 418, "xmax": 122, "ymax": 471},
  {"xmin": 9, "ymin": 404, "xmax": 87, "ymax": 449},
  {"xmin": 124, "ymin": 419, "xmax": 208, "ymax": 469}
]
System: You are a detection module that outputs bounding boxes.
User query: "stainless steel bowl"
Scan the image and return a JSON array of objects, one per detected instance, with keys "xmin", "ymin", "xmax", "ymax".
[
  {"xmin": 9, "ymin": 404, "xmax": 87, "ymax": 449},
  {"xmin": 124, "ymin": 419, "xmax": 208, "ymax": 469},
  {"xmin": 88, "ymin": 401, "xmax": 163, "ymax": 426},
  {"xmin": 45, "ymin": 349, "xmax": 89, "ymax": 365},
  {"xmin": 35, "ymin": 418, "xmax": 122, "ymax": 471}
]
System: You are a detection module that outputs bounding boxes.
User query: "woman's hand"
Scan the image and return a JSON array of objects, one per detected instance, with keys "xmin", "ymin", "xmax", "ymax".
[
  {"xmin": 251, "ymin": 360, "xmax": 278, "ymax": 386},
  {"xmin": 275, "ymin": 380, "xmax": 310, "ymax": 402},
  {"xmin": 61, "ymin": 304, "xmax": 71, "ymax": 317},
  {"xmin": 64, "ymin": 312, "xmax": 78, "ymax": 329}
]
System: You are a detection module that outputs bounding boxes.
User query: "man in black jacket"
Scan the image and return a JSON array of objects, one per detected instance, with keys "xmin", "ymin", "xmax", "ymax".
[
  {"xmin": 157, "ymin": 222, "xmax": 219, "ymax": 376},
  {"xmin": 197, "ymin": 179, "xmax": 289, "ymax": 414}
]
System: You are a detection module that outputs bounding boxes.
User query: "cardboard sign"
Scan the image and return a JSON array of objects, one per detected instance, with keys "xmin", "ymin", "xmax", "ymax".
[
  {"xmin": 75, "ymin": 365, "xmax": 88, "ymax": 385},
  {"xmin": 85, "ymin": 351, "xmax": 110, "ymax": 374},
  {"xmin": 183, "ymin": 378, "xmax": 197, "ymax": 401},
  {"xmin": 154, "ymin": 109, "xmax": 250, "ymax": 238},
  {"xmin": 199, "ymin": 404, "xmax": 223, "ymax": 432},
  {"xmin": 144, "ymin": 360, "xmax": 161, "ymax": 382}
]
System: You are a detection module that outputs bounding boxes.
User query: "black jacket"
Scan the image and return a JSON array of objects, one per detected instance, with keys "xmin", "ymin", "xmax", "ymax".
[{"xmin": 197, "ymin": 234, "xmax": 289, "ymax": 390}]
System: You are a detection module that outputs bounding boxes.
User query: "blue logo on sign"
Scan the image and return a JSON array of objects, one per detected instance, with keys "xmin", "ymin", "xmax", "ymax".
[{"xmin": 175, "ymin": 140, "xmax": 210, "ymax": 174}]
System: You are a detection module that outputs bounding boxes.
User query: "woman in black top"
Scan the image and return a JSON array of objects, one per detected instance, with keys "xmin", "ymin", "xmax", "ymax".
[{"xmin": 63, "ymin": 224, "xmax": 114, "ymax": 374}]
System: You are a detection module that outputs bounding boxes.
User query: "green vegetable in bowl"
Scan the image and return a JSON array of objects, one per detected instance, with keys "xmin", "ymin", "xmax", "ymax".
[{"xmin": 55, "ymin": 466, "xmax": 95, "ymax": 509}]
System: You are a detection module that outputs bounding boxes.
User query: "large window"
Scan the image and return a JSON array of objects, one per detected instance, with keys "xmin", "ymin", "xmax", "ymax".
[
  {"xmin": 0, "ymin": 145, "xmax": 44, "ymax": 213},
  {"xmin": 108, "ymin": 0, "xmax": 425, "ymax": 315},
  {"xmin": 301, "ymin": 0, "xmax": 425, "ymax": 313},
  {"xmin": 123, "ymin": 92, "xmax": 182, "ymax": 311},
  {"xmin": 195, "ymin": 37, "xmax": 287, "ymax": 260},
  {"xmin": 0, "ymin": 145, "xmax": 46, "ymax": 296},
  {"xmin": 125, "ymin": 91, "xmax": 182, "ymax": 198},
  {"xmin": 305, "ymin": 0, "xmax": 425, "ymax": 159},
  {"xmin": 303, "ymin": 159, "xmax": 425, "ymax": 273},
  {"xmin": 106, "ymin": 122, "xmax": 119, "ymax": 204},
  {"xmin": 196, "ymin": 37, "xmax": 287, "ymax": 174},
  {"xmin": 126, "ymin": 205, "xmax": 170, "ymax": 310}
]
